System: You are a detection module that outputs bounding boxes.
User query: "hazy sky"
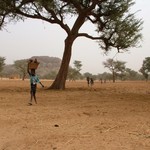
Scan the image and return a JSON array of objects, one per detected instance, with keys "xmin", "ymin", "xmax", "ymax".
[{"xmin": 0, "ymin": 0, "xmax": 150, "ymax": 74}]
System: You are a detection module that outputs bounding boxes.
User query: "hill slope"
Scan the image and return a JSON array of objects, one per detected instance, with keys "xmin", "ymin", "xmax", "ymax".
[
  {"xmin": 3, "ymin": 56, "xmax": 61, "ymax": 78},
  {"xmin": 31, "ymin": 56, "xmax": 61, "ymax": 77}
]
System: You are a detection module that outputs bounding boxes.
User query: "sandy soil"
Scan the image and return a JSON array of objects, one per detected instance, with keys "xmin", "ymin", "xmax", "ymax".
[{"xmin": 0, "ymin": 79, "xmax": 150, "ymax": 150}]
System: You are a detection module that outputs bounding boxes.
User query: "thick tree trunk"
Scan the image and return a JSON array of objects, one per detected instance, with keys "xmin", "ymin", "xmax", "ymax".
[
  {"xmin": 49, "ymin": 36, "xmax": 74, "ymax": 90},
  {"xmin": 48, "ymin": 13, "xmax": 85, "ymax": 90}
]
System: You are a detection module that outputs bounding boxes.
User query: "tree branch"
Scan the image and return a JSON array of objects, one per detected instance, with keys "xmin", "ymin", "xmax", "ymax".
[{"xmin": 78, "ymin": 33, "xmax": 103, "ymax": 40}]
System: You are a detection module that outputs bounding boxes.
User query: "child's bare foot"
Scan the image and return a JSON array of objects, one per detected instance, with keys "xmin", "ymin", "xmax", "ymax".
[{"xmin": 28, "ymin": 103, "xmax": 32, "ymax": 106}]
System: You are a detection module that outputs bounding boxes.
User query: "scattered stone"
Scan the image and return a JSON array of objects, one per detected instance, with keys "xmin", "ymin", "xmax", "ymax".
[{"xmin": 54, "ymin": 124, "xmax": 59, "ymax": 127}]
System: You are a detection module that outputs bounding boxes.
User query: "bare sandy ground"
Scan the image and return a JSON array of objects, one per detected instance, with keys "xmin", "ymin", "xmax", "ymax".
[{"xmin": 0, "ymin": 80, "xmax": 150, "ymax": 150}]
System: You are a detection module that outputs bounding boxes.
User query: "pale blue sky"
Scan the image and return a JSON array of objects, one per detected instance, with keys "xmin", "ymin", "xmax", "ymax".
[{"xmin": 0, "ymin": 0, "xmax": 150, "ymax": 74}]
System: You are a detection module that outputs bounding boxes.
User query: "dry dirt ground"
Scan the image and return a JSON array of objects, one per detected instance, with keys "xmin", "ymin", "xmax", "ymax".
[{"xmin": 0, "ymin": 79, "xmax": 150, "ymax": 150}]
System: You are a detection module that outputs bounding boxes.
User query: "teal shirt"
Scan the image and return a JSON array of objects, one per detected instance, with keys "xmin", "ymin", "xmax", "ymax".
[{"xmin": 30, "ymin": 75, "xmax": 40, "ymax": 85}]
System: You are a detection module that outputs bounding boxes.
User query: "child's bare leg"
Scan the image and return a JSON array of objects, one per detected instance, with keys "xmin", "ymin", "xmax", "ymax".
[
  {"xmin": 29, "ymin": 91, "xmax": 33, "ymax": 105},
  {"xmin": 33, "ymin": 93, "xmax": 37, "ymax": 104}
]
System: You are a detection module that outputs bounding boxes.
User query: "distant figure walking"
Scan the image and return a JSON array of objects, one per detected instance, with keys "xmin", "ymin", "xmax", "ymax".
[
  {"xmin": 100, "ymin": 78, "xmax": 103, "ymax": 84},
  {"xmin": 90, "ymin": 78, "xmax": 94, "ymax": 87},
  {"xmin": 86, "ymin": 76, "xmax": 90, "ymax": 87}
]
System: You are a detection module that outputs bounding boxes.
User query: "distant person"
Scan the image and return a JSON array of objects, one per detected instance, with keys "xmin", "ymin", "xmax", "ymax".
[
  {"xmin": 27, "ymin": 66, "xmax": 44, "ymax": 105},
  {"xmin": 100, "ymin": 78, "xmax": 103, "ymax": 84},
  {"xmin": 90, "ymin": 78, "xmax": 94, "ymax": 87},
  {"xmin": 86, "ymin": 76, "xmax": 90, "ymax": 86}
]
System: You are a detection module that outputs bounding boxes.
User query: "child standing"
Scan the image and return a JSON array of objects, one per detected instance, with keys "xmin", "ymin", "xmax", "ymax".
[{"xmin": 27, "ymin": 62, "xmax": 44, "ymax": 105}]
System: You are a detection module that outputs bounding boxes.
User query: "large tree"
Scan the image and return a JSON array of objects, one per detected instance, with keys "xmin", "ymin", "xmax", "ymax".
[{"xmin": 0, "ymin": 0, "xmax": 143, "ymax": 89}]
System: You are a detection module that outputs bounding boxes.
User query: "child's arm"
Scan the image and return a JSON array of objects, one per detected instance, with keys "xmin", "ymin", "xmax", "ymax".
[
  {"xmin": 39, "ymin": 82, "xmax": 44, "ymax": 88},
  {"xmin": 36, "ymin": 76, "xmax": 44, "ymax": 87}
]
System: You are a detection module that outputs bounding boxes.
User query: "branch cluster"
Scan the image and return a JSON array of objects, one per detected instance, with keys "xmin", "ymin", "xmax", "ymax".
[{"xmin": 0, "ymin": 0, "xmax": 143, "ymax": 52}]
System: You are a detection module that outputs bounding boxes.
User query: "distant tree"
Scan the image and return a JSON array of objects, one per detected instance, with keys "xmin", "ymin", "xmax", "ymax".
[
  {"xmin": 139, "ymin": 57, "xmax": 150, "ymax": 81},
  {"xmin": 43, "ymin": 71, "xmax": 57, "ymax": 80},
  {"xmin": 74, "ymin": 60, "xmax": 82, "ymax": 73},
  {"xmin": 103, "ymin": 59, "xmax": 126, "ymax": 82},
  {"xmin": 0, "ymin": 56, "xmax": 5, "ymax": 77},
  {"xmin": 125, "ymin": 68, "xmax": 139, "ymax": 80},
  {"xmin": 1, "ymin": 64, "xmax": 18, "ymax": 78},
  {"xmin": 14, "ymin": 59, "xmax": 28, "ymax": 80},
  {"xmin": 115, "ymin": 60, "xmax": 126, "ymax": 80},
  {"xmin": 0, "ymin": 0, "xmax": 143, "ymax": 89},
  {"xmin": 83, "ymin": 72, "xmax": 93, "ymax": 78},
  {"xmin": 67, "ymin": 60, "xmax": 82, "ymax": 81},
  {"xmin": 102, "ymin": 72, "xmax": 113, "ymax": 82},
  {"xmin": 91, "ymin": 75, "xmax": 97, "ymax": 80},
  {"xmin": 139, "ymin": 67, "xmax": 148, "ymax": 81},
  {"xmin": 67, "ymin": 67, "xmax": 77, "ymax": 81}
]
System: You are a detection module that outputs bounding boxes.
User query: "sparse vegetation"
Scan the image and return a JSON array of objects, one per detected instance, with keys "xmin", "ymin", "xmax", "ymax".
[{"xmin": 0, "ymin": 80, "xmax": 149, "ymax": 149}]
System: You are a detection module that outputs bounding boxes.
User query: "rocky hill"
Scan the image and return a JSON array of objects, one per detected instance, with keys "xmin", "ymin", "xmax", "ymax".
[
  {"xmin": 30, "ymin": 56, "xmax": 61, "ymax": 77},
  {"xmin": 3, "ymin": 56, "xmax": 61, "ymax": 78}
]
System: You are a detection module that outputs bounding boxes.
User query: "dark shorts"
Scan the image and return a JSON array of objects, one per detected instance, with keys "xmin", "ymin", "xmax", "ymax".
[{"xmin": 30, "ymin": 84, "xmax": 37, "ymax": 93}]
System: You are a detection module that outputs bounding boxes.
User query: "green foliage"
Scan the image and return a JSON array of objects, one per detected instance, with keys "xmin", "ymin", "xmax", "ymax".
[
  {"xmin": 14, "ymin": 59, "xmax": 28, "ymax": 80},
  {"xmin": 73, "ymin": 60, "xmax": 82, "ymax": 72},
  {"xmin": 67, "ymin": 60, "xmax": 82, "ymax": 80},
  {"xmin": 1, "ymin": 64, "xmax": 17, "ymax": 78},
  {"xmin": 124, "ymin": 68, "xmax": 142, "ymax": 80},
  {"xmin": 0, "ymin": 0, "xmax": 142, "ymax": 52},
  {"xmin": 143, "ymin": 57, "xmax": 150, "ymax": 72},
  {"xmin": 139, "ymin": 57, "xmax": 150, "ymax": 80},
  {"xmin": 100, "ymin": 72, "xmax": 113, "ymax": 81},
  {"xmin": 0, "ymin": 56, "xmax": 5, "ymax": 73},
  {"xmin": 103, "ymin": 58, "xmax": 126, "ymax": 82},
  {"xmin": 67, "ymin": 67, "xmax": 77, "ymax": 81},
  {"xmin": 83, "ymin": 72, "xmax": 93, "ymax": 78},
  {"xmin": 42, "ymin": 71, "xmax": 57, "ymax": 80},
  {"xmin": 103, "ymin": 59, "xmax": 126, "ymax": 72}
]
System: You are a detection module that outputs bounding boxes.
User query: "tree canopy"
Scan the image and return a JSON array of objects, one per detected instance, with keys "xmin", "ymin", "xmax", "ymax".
[
  {"xmin": 14, "ymin": 59, "xmax": 28, "ymax": 80},
  {"xmin": 0, "ymin": 0, "xmax": 143, "ymax": 89},
  {"xmin": 103, "ymin": 58, "xmax": 126, "ymax": 82}
]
